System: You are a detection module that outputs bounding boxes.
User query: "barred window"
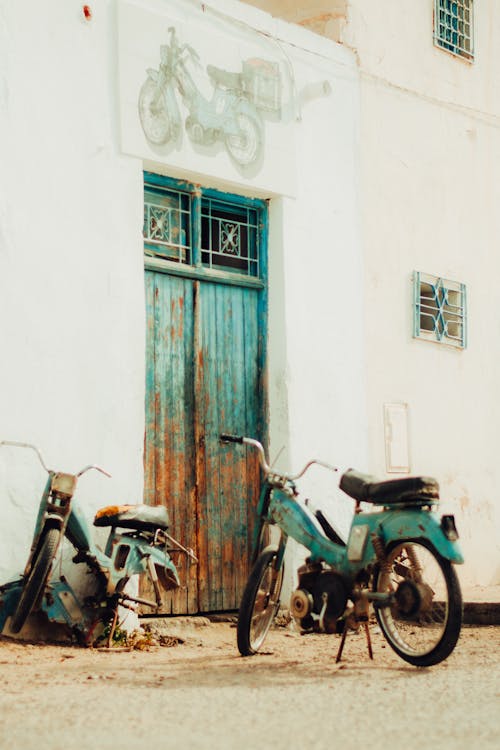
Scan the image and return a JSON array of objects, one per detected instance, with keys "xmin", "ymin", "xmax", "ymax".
[
  {"xmin": 434, "ymin": 0, "xmax": 474, "ymax": 61},
  {"xmin": 413, "ymin": 272, "xmax": 467, "ymax": 349},
  {"xmin": 143, "ymin": 185, "xmax": 191, "ymax": 264},
  {"xmin": 201, "ymin": 197, "xmax": 259, "ymax": 277},
  {"xmin": 143, "ymin": 173, "xmax": 266, "ymax": 283}
]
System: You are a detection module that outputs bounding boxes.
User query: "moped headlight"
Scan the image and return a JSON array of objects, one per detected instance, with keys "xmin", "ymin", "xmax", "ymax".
[{"xmin": 441, "ymin": 514, "xmax": 459, "ymax": 541}]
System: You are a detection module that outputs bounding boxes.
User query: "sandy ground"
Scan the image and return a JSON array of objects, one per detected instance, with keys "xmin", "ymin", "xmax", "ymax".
[{"xmin": 0, "ymin": 619, "xmax": 498, "ymax": 750}]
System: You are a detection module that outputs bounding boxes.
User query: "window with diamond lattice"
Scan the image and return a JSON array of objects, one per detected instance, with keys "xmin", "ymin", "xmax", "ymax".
[
  {"xmin": 414, "ymin": 272, "xmax": 467, "ymax": 349},
  {"xmin": 434, "ymin": 0, "xmax": 474, "ymax": 61}
]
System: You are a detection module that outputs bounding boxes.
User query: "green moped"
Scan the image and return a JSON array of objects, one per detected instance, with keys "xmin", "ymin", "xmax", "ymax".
[
  {"xmin": 221, "ymin": 435, "xmax": 463, "ymax": 668},
  {"xmin": 0, "ymin": 441, "xmax": 196, "ymax": 645}
]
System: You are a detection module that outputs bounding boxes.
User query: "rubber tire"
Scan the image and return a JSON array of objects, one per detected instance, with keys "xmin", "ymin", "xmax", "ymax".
[
  {"xmin": 10, "ymin": 528, "xmax": 60, "ymax": 634},
  {"xmin": 138, "ymin": 78, "xmax": 172, "ymax": 145},
  {"xmin": 374, "ymin": 540, "xmax": 463, "ymax": 667},
  {"xmin": 237, "ymin": 547, "xmax": 283, "ymax": 657}
]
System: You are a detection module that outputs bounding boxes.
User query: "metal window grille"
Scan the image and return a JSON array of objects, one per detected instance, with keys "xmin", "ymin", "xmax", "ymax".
[
  {"xmin": 201, "ymin": 197, "xmax": 259, "ymax": 277},
  {"xmin": 143, "ymin": 176, "xmax": 263, "ymax": 281},
  {"xmin": 413, "ymin": 272, "xmax": 467, "ymax": 349},
  {"xmin": 143, "ymin": 186, "xmax": 191, "ymax": 263},
  {"xmin": 434, "ymin": 0, "xmax": 474, "ymax": 61}
]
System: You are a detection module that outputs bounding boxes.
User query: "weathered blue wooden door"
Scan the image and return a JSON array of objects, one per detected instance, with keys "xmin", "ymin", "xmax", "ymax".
[{"xmin": 143, "ymin": 175, "xmax": 267, "ymax": 614}]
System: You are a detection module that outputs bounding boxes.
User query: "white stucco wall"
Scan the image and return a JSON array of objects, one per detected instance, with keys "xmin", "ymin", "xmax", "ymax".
[
  {"xmin": 0, "ymin": 0, "xmax": 366, "ymax": 601},
  {"xmin": 0, "ymin": 0, "xmax": 147, "ymax": 582},
  {"xmin": 341, "ymin": 0, "xmax": 500, "ymax": 586}
]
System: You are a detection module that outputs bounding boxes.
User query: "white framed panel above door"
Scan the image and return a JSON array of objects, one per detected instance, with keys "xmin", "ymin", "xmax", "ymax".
[{"xmin": 116, "ymin": 0, "xmax": 340, "ymax": 197}]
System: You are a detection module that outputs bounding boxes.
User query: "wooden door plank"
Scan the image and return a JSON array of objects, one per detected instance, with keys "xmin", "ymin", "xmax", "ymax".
[
  {"xmin": 143, "ymin": 273, "xmax": 198, "ymax": 614},
  {"xmin": 158, "ymin": 274, "xmax": 197, "ymax": 613},
  {"xmin": 195, "ymin": 281, "xmax": 224, "ymax": 611},
  {"xmin": 218, "ymin": 285, "xmax": 248, "ymax": 610},
  {"xmin": 240, "ymin": 287, "xmax": 260, "ymax": 600},
  {"xmin": 242, "ymin": 289, "xmax": 261, "ymax": 573},
  {"xmin": 144, "ymin": 272, "xmax": 157, "ymax": 507}
]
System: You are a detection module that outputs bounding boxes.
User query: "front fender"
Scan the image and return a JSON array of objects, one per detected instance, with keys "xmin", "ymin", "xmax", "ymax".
[{"xmin": 379, "ymin": 510, "xmax": 464, "ymax": 564}]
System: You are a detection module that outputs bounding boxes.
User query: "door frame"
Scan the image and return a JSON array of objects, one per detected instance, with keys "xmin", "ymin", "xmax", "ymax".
[{"xmin": 143, "ymin": 171, "xmax": 270, "ymax": 611}]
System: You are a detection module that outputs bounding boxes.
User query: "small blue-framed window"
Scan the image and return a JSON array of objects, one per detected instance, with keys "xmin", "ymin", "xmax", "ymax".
[
  {"xmin": 201, "ymin": 196, "xmax": 259, "ymax": 277},
  {"xmin": 144, "ymin": 183, "xmax": 191, "ymax": 263},
  {"xmin": 434, "ymin": 0, "xmax": 474, "ymax": 61},
  {"xmin": 143, "ymin": 173, "xmax": 266, "ymax": 285},
  {"xmin": 413, "ymin": 271, "xmax": 467, "ymax": 349}
]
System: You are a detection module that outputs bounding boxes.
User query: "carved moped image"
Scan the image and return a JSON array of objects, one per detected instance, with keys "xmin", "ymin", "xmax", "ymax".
[{"xmin": 138, "ymin": 27, "xmax": 281, "ymax": 166}]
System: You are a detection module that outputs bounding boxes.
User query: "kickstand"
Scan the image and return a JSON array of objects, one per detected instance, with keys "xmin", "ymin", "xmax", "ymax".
[
  {"xmin": 335, "ymin": 615, "xmax": 374, "ymax": 663},
  {"xmin": 335, "ymin": 625, "xmax": 348, "ymax": 663},
  {"xmin": 106, "ymin": 609, "xmax": 119, "ymax": 649}
]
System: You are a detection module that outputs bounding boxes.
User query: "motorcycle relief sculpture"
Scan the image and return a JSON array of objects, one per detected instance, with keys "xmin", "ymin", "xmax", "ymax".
[{"xmin": 138, "ymin": 27, "xmax": 282, "ymax": 167}]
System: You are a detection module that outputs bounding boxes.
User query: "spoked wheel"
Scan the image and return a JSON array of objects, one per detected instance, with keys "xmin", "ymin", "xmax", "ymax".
[
  {"xmin": 10, "ymin": 528, "xmax": 60, "ymax": 634},
  {"xmin": 374, "ymin": 540, "xmax": 462, "ymax": 667},
  {"xmin": 138, "ymin": 78, "xmax": 175, "ymax": 145},
  {"xmin": 237, "ymin": 547, "xmax": 284, "ymax": 656}
]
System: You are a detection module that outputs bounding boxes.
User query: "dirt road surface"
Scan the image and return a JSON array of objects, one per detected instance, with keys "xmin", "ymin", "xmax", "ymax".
[{"xmin": 1, "ymin": 621, "xmax": 498, "ymax": 750}]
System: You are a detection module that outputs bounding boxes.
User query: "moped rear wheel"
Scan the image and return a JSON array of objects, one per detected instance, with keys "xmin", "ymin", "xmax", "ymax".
[
  {"xmin": 374, "ymin": 540, "xmax": 462, "ymax": 667},
  {"xmin": 237, "ymin": 546, "xmax": 284, "ymax": 656},
  {"xmin": 10, "ymin": 528, "xmax": 60, "ymax": 634}
]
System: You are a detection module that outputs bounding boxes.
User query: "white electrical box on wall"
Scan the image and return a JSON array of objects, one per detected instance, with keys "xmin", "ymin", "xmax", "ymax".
[{"xmin": 384, "ymin": 402, "xmax": 410, "ymax": 474}]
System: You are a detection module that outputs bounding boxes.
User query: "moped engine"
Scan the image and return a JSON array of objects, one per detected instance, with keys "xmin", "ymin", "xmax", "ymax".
[
  {"xmin": 290, "ymin": 561, "xmax": 348, "ymax": 634},
  {"xmin": 185, "ymin": 117, "xmax": 216, "ymax": 145}
]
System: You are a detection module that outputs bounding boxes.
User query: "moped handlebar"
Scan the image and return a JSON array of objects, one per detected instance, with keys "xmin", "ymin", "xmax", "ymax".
[
  {"xmin": 0, "ymin": 441, "xmax": 111, "ymax": 479},
  {"xmin": 76, "ymin": 465, "xmax": 112, "ymax": 479},
  {"xmin": 220, "ymin": 434, "xmax": 338, "ymax": 481},
  {"xmin": 166, "ymin": 26, "xmax": 200, "ymax": 65}
]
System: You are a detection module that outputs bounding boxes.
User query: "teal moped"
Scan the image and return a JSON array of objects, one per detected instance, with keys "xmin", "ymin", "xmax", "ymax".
[
  {"xmin": 0, "ymin": 441, "xmax": 196, "ymax": 645},
  {"xmin": 221, "ymin": 435, "xmax": 463, "ymax": 667}
]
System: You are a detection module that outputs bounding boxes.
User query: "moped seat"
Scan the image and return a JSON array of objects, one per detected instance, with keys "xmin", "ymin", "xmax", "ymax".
[
  {"xmin": 206, "ymin": 64, "xmax": 242, "ymax": 90},
  {"xmin": 339, "ymin": 470, "xmax": 439, "ymax": 506},
  {"xmin": 94, "ymin": 504, "xmax": 169, "ymax": 531}
]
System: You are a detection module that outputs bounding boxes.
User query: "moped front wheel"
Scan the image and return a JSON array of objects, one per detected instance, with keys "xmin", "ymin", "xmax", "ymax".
[
  {"xmin": 374, "ymin": 540, "xmax": 462, "ymax": 667},
  {"xmin": 138, "ymin": 78, "xmax": 175, "ymax": 145},
  {"xmin": 237, "ymin": 546, "xmax": 284, "ymax": 656},
  {"xmin": 10, "ymin": 528, "xmax": 60, "ymax": 634}
]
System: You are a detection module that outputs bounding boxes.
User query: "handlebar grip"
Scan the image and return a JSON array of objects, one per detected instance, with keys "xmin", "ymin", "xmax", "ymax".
[{"xmin": 220, "ymin": 433, "xmax": 243, "ymax": 444}]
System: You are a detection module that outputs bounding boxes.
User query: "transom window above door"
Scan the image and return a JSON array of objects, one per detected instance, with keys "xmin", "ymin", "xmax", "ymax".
[{"xmin": 143, "ymin": 173, "xmax": 267, "ymax": 287}]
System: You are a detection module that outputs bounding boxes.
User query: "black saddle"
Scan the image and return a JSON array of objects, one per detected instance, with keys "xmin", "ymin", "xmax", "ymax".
[
  {"xmin": 94, "ymin": 504, "xmax": 169, "ymax": 531},
  {"xmin": 206, "ymin": 64, "xmax": 242, "ymax": 90},
  {"xmin": 340, "ymin": 470, "xmax": 439, "ymax": 506}
]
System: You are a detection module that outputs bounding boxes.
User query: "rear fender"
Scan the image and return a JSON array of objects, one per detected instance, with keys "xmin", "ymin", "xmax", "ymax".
[
  {"xmin": 148, "ymin": 545, "xmax": 180, "ymax": 590},
  {"xmin": 380, "ymin": 510, "xmax": 464, "ymax": 563},
  {"xmin": 107, "ymin": 538, "xmax": 180, "ymax": 591}
]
